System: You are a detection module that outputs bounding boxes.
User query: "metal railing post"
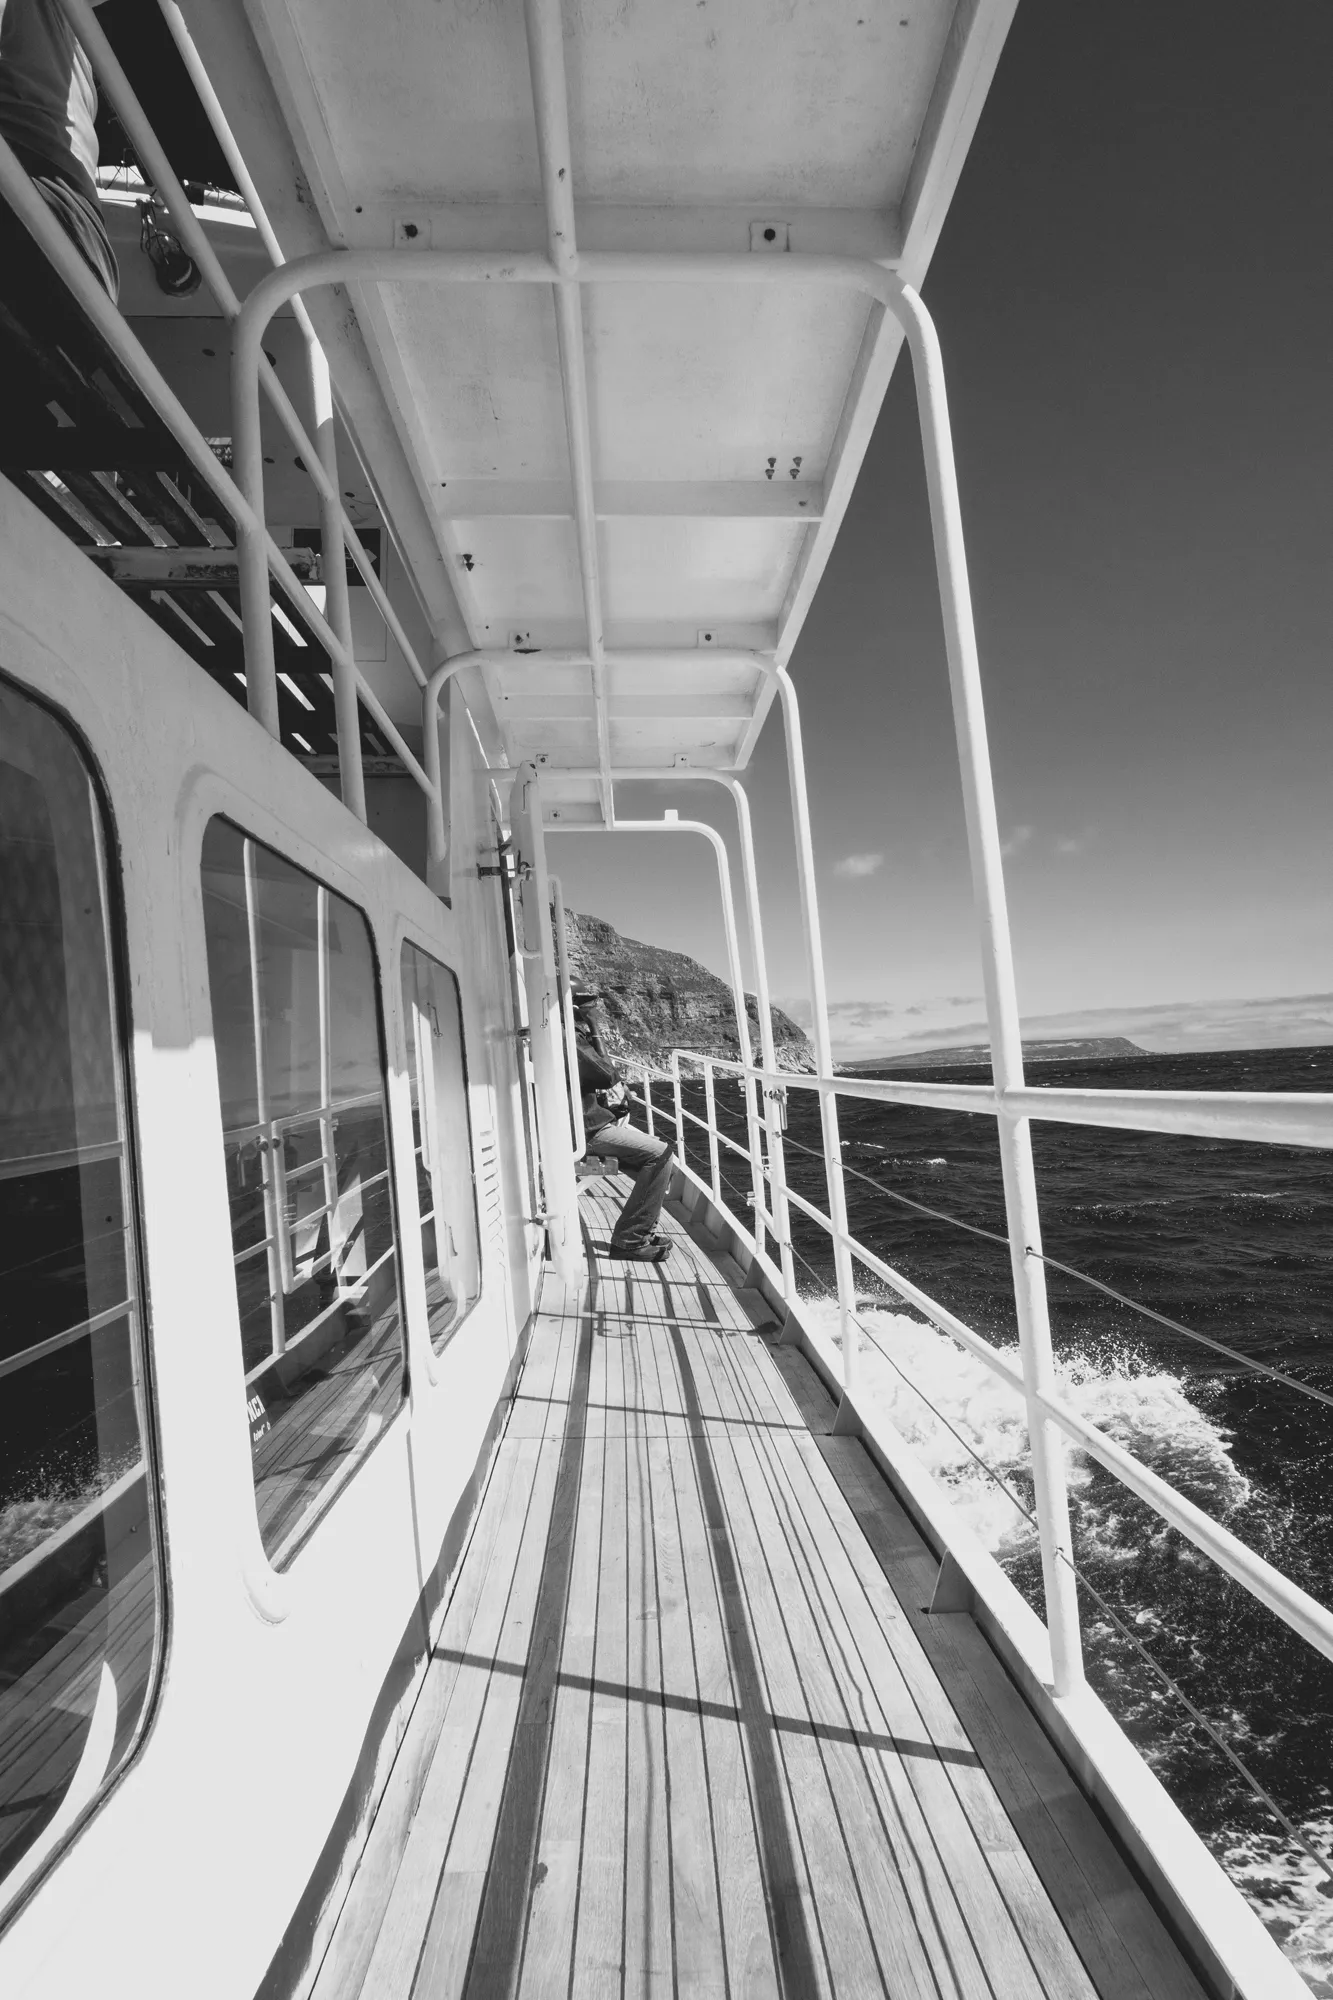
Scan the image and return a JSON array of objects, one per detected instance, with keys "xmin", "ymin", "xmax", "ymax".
[
  {"xmin": 545, "ymin": 813, "xmax": 766, "ymax": 1238},
  {"xmin": 549, "ymin": 872, "xmax": 585, "ymax": 1161},
  {"xmin": 510, "ymin": 764, "xmax": 582, "ymax": 1283},
  {"xmin": 671, "ymin": 1051, "xmax": 685, "ymax": 1166},
  {"xmin": 772, "ymin": 671, "xmax": 859, "ymax": 1427},
  {"xmin": 703, "ymin": 1061, "xmax": 722, "ymax": 1204},
  {"xmin": 894, "ymin": 280, "xmax": 1083, "ymax": 1695},
  {"xmin": 725, "ymin": 776, "xmax": 795, "ymax": 1304},
  {"xmin": 642, "ymin": 1068, "xmax": 655, "ymax": 1136},
  {"xmin": 308, "ymin": 343, "xmax": 365, "ymax": 820}
]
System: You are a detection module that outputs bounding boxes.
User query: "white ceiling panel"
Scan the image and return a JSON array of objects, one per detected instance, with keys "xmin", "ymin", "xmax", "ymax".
[
  {"xmin": 583, "ymin": 281, "xmax": 873, "ymax": 485},
  {"xmin": 600, "ymin": 518, "xmax": 806, "ymax": 626},
  {"xmin": 240, "ymin": 0, "xmax": 1017, "ymax": 802}
]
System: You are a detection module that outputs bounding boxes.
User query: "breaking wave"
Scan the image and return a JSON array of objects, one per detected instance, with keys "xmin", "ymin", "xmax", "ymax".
[
  {"xmin": 1222, "ymin": 1818, "xmax": 1333, "ymax": 1994},
  {"xmin": 798, "ymin": 1293, "xmax": 1333, "ymax": 1992},
  {"xmin": 799, "ymin": 1294, "xmax": 1249, "ymax": 1554}
]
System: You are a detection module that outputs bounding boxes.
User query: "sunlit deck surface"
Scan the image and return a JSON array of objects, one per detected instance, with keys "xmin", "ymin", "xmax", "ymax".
[{"xmin": 312, "ymin": 1180, "xmax": 1207, "ymax": 1999}]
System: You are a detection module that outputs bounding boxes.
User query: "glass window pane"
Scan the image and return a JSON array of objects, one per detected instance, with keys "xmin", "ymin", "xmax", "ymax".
[
  {"xmin": 0, "ymin": 675, "xmax": 162, "ymax": 1910},
  {"xmin": 400, "ymin": 944, "xmax": 481, "ymax": 1354},
  {"xmin": 200, "ymin": 822, "xmax": 405, "ymax": 1569}
]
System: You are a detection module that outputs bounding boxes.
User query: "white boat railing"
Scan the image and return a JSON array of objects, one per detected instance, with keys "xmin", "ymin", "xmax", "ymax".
[
  {"xmin": 13, "ymin": 0, "xmax": 1333, "ymax": 1719},
  {"xmin": 646, "ymin": 1049, "xmax": 1333, "ymax": 1683},
  {"xmin": 0, "ymin": 0, "xmax": 441, "ymax": 827}
]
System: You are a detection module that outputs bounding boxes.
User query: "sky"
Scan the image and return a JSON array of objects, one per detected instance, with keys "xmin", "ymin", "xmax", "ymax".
[{"xmin": 549, "ymin": 1, "xmax": 1333, "ymax": 1060}]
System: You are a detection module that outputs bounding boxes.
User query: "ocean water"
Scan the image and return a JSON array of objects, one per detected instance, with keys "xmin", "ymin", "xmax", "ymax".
[{"xmin": 689, "ymin": 1044, "xmax": 1333, "ymax": 1989}]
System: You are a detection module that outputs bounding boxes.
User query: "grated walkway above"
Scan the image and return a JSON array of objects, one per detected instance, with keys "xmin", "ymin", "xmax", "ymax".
[{"xmin": 309, "ymin": 1181, "xmax": 1207, "ymax": 1999}]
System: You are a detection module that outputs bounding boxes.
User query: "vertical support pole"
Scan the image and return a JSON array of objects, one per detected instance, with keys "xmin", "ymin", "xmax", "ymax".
[
  {"xmin": 243, "ymin": 838, "xmax": 284, "ymax": 1355},
  {"xmin": 642, "ymin": 1069, "xmax": 655, "ymax": 1136},
  {"xmin": 894, "ymin": 277, "xmax": 1083, "ymax": 1695},
  {"xmin": 316, "ymin": 883, "xmax": 340, "ymax": 1283},
  {"xmin": 773, "ymin": 671, "xmax": 858, "ymax": 1427},
  {"xmin": 549, "ymin": 872, "xmax": 585, "ymax": 1160},
  {"xmin": 307, "ymin": 342, "xmax": 365, "ymax": 822},
  {"xmin": 671, "ymin": 1051, "xmax": 685, "ymax": 1168},
  {"xmin": 703, "ymin": 1060, "xmax": 721, "ymax": 1205},
  {"xmin": 229, "ymin": 326, "xmax": 281, "ymax": 740},
  {"xmin": 423, "ymin": 653, "xmax": 456, "ymax": 896},
  {"xmin": 726, "ymin": 778, "xmax": 796, "ymax": 1304},
  {"xmin": 686, "ymin": 820, "xmax": 765, "ymax": 1248},
  {"xmin": 510, "ymin": 764, "xmax": 582, "ymax": 1283}
]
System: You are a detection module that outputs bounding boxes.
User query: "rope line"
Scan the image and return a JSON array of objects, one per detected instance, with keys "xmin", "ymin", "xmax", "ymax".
[
  {"xmin": 770, "ymin": 1127, "xmax": 1333, "ymax": 1412},
  {"xmin": 779, "ymin": 1246, "xmax": 1333, "ymax": 1887}
]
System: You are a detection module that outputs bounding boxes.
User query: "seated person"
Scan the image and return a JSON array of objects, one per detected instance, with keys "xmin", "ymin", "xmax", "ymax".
[
  {"xmin": 0, "ymin": 0, "xmax": 119, "ymax": 300},
  {"xmin": 572, "ymin": 985, "xmax": 673, "ymax": 1263}
]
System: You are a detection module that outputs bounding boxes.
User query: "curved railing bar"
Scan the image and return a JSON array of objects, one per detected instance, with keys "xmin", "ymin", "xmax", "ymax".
[
  {"xmin": 0, "ymin": 131, "xmax": 430, "ymax": 812},
  {"xmin": 548, "ymin": 872, "xmax": 585, "ymax": 1161},
  {"xmin": 57, "ymin": 0, "xmax": 421, "ymax": 812},
  {"xmin": 421, "ymin": 647, "xmax": 591, "ymax": 885},
  {"xmin": 708, "ymin": 1107, "xmax": 1333, "ymax": 1670},
  {"xmin": 689, "ymin": 1052, "xmax": 1333, "ymax": 1154},
  {"xmin": 550, "ymin": 816, "xmax": 767, "ymax": 1227}
]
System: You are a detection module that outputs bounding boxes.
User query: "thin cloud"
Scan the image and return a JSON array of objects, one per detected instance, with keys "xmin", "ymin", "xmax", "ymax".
[
  {"xmin": 1000, "ymin": 824, "xmax": 1034, "ymax": 859},
  {"xmin": 833, "ymin": 851, "xmax": 884, "ymax": 880}
]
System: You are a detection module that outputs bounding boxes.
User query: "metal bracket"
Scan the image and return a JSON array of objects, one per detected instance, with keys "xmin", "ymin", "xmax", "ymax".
[{"xmin": 928, "ymin": 1551, "xmax": 976, "ymax": 1615}]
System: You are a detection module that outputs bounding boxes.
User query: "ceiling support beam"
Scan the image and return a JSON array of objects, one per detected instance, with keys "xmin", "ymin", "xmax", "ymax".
[
  {"xmin": 524, "ymin": 0, "xmax": 613, "ymax": 826},
  {"xmin": 735, "ymin": 0, "xmax": 1022, "ymax": 766},
  {"xmin": 435, "ymin": 479, "xmax": 824, "ymax": 522},
  {"xmin": 345, "ymin": 202, "xmax": 901, "ymax": 264}
]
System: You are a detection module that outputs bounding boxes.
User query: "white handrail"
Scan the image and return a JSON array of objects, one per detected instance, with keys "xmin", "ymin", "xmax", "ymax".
[
  {"xmin": 55, "ymin": 0, "xmax": 393, "ymax": 809},
  {"xmin": 548, "ymin": 873, "xmax": 585, "ymax": 1161},
  {"xmin": 690, "ymin": 1052, "xmax": 1333, "ymax": 1153},
  {"xmin": 0, "ymin": 130, "xmax": 435, "ymax": 809},
  {"xmin": 670, "ymin": 1046, "xmax": 1333, "ymax": 1673}
]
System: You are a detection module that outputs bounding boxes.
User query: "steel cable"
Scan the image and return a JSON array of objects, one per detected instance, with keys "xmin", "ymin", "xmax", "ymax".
[
  {"xmin": 777, "ymin": 1242, "xmax": 1333, "ymax": 1891},
  {"xmin": 768, "ymin": 1126, "xmax": 1333, "ymax": 1413}
]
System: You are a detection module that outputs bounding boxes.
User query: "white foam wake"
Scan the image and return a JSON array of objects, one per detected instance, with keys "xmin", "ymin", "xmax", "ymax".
[
  {"xmin": 799, "ymin": 1295, "xmax": 1333, "ymax": 1990},
  {"xmin": 798, "ymin": 1295, "xmax": 1250, "ymax": 1555},
  {"xmin": 1223, "ymin": 1818, "xmax": 1333, "ymax": 1996}
]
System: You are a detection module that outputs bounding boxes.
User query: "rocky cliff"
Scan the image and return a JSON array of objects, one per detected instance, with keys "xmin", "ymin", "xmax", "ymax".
[{"xmin": 563, "ymin": 908, "xmax": 813, "ymax": 1074}]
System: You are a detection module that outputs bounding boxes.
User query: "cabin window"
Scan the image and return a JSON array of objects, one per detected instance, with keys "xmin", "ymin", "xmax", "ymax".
[
  {"xmin": 400, "ymin": 944, "xmax": 481, "ymax": 1353},
  {"xmin": 0, "ymin": 677, "xmax": 163, "ymax": 1908},
  {"xmin": 200, "ymin": 822, "xmax": 405, "ymax": 1570}
]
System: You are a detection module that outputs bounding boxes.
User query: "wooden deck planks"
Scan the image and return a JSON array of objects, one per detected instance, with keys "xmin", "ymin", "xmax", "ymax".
[
  {"xmin": 308, "ymin": 1190, "xmax": 1211, "ymax": 2000},
  {"xmin": 514, "ymin": 1429, "xmax": 604, "ymax": 1998}
]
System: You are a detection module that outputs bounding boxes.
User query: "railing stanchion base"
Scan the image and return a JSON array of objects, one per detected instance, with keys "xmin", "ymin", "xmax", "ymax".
[
  {"xmin": 831, "ymin": 1390, "xmax": 860, "ymax": 1437},
  {"xmin": 778, "ymin": 1303, "xmax": 803, "ymax": 1346}
]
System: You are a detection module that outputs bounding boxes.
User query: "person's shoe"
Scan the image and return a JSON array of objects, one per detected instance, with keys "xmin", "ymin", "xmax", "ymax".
[{"xmin": 608, "ymin": 1235, "xmax": 670, "ymax": 1262}]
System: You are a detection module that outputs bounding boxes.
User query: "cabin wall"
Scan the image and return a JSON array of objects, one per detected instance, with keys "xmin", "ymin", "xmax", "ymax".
[{"xmin": 0, "ymin": 477, "xmax": 535, "ymax": 1999}]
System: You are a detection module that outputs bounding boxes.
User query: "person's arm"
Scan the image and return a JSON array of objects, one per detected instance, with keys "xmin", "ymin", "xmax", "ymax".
[{"xmin": 576, "ymin": 1039, "xmax": 618, "ymax": 1092}]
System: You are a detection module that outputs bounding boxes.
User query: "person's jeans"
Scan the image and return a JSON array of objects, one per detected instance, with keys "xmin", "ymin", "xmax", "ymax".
[{"xmin": 584, "ymin": 1118, "xmax": 674, "ymax": 1251}]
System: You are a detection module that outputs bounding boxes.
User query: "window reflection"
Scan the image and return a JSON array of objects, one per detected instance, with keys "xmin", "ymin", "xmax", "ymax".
[
  {"xmin": 401, "ymin": 944, "xmax": 481, "ymax": 1353},
  {"xmin": 0, "ymin": 677, "xmax": 162, "ymax": 1909},
  {"xmin": 201, "ymin": 823, "xmax": 405, "ymax": 1569}
]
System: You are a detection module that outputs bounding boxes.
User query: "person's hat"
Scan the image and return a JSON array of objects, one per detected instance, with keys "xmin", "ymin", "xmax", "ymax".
[{"xmin": 571, "ymin": 984, "xmax": 602, "ymax": 1004}]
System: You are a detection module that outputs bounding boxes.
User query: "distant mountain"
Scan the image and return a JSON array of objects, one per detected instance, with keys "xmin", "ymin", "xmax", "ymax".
[
  {"xmin": 565, "ymin": 908, "xmax": 814, "ymax": 1074},
  {"xmin": 849, "ymin": 1035, "xmax": 1146, "ymax": 1073}
]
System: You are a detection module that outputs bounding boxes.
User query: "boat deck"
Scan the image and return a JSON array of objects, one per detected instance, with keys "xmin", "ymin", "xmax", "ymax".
[{"xmin": 310, "ymin": 1180, "xmax": 1207, "ymax": 1999}]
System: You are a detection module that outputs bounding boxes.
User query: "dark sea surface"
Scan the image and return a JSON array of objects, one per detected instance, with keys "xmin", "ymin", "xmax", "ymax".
[{"xmin": 684, "ymin": 1044, "xmax": 1333, "ymax": 1986}]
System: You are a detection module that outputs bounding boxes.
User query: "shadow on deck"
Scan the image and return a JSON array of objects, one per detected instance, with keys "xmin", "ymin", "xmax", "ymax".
[{"xmin": 309, "ymin": 1181, "xmax": 1207, "ymax": 1999}]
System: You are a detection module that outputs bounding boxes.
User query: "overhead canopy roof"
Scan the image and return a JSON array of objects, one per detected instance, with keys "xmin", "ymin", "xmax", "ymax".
[{"xmin": 216, "ymin": 0, "xmax": 1018, "ymax": 819}]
